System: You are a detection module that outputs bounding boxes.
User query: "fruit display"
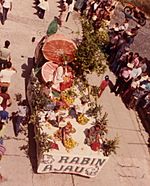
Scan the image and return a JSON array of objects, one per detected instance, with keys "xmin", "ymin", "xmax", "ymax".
[
  {"xmin": 63, "ymin": 137, "xmax": 77, "ymax": 150},
  {"xmin": 77, "ymin": 113, "xmax": 89, "ymax": 125},
  {"xmin": 61, "ymin": 94, "xmax": 75, "ymax": 106},
  {"xmin": 63, "ymin": 76, "xmax": 70, "ymax": 82},
  {"xmin": 54, "ymin": 129, "xmax": 62, "ymax": 141}
]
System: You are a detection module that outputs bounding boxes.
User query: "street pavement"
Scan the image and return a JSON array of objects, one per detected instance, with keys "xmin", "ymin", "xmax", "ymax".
[{"xmin": 0, "ymin": 0, "xmax": 150, "ymax": 186}]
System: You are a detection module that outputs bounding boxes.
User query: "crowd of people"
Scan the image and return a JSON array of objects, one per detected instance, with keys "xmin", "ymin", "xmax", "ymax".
[
  {"xmin": 106, "ymin": 16, "xmax": 150, "ymax": 113},
  {"xmin": 0, "ymin": 40, "xmax": 28, "ymax": 181},
  {"xmin": 75, "ymin": 0, "xmax": 116, "ymax": 29},
  {"xmin": 45, "ymin": 0, "xmax": 117, "ymax": 27}
]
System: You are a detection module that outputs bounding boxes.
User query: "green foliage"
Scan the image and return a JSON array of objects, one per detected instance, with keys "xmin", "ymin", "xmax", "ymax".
[
  {"xmin": 29, "ymin": 76, "xmax": 51, "ymax": 112},
  {"xmin": 99, "ymin": 112, "xmax": 108, "ymax": 126},
  {"xmin": 64, "ymin": 88, "xmax": 77, "ymax": 98},
  {"xmin": 73, "ymin": 17, "xmax": 107, "ymax": 77},
  {"xmin": 102, "ymin": 136, "xmax": 119, "ymax": 156},
  {"xmin": 86, "ymin": 104, "xmax": 101, "ymax": 119},
  {"xmin": 95, "ymin": 21, "xmax": 110, "ymax": 48},
  {"xmin": 35, "ymin": 130, "xmax": 53, "ymax": 153},
  {"xmin": 90, "ymin": 86, "xmax": 99, "ymax": 97}
]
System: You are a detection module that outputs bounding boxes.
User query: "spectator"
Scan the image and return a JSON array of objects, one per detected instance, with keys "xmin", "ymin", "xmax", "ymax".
[
  {"xmin": 0, "ymin": 87, "xmax": 11, "ymax": 110},
  {"xmin": 119, "ymin": 18, "xmax": 129, "ymax": 31},
  {"xmin": 112, "ymin": 66, "xmax": 132, "ymax": 96},
  {"xmin": 141, "ymin": 57, "xmax": 148, "ymax": 73},
  {"xmin": 130, "ymin": 63, "xmax": 142, "ymax": 79},
  {"xmin": 37, "ymin": 0, "xmax": 49, "ymax": 19},
  {"xmin": 1, "ymin": 0, "xmax": 12, "ymax": 25},
  {"xmin": 0, "ymin": 40, "xmax": 11, "ymax": 70},
  {"xmin": 65, "ymin": 0, "xmax": 75, "ymax": 22},
  {"xmin": 122, "ymin": 76, "xmax": 141, "ymax": 108},
  {"xmin": 132, "ymin": 52, "xmax": 140, "ymax": 68},
  {"xmin": 74, "ymin": 0, "xmax": 88, "ymax": 14},
  {"xmin": 0, "ymin": 62, "xmax": 17, "ymax": 87}
]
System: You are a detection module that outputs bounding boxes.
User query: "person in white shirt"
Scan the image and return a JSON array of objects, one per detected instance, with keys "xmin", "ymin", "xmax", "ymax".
[
  {"xmin": 1, "ymin": 0, "xmax": 12, "ymax": 25},
  {"xmin": 65, "ymin": 0, "xmax": 75, "ymax": 22},
  {"xmin": 52, "ymin": 63, "xmax": 68, "ymax": 91},
  {"xmin": 37, "ymin": 0, "xmax": 49, "ymax": 19},
  {"xmin": 0, "ymin": 40, "xmax": 11, "ymax": 69},
  {"xmin": 0, "ymin": 62, "xmax": 16, "ymax": 87},
  {"xmin": 119, "ymin": 18, "xmax": 129, "ymax": 31}
]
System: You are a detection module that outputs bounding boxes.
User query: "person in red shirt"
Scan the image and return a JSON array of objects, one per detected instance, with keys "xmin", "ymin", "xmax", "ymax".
[
  {"xmin": 98, "ymin": 75, "xmax": 109, "ymax": 97},
  {"xmin": 0, "ymin": 86, "xmax": 11, "ymax": 110}
]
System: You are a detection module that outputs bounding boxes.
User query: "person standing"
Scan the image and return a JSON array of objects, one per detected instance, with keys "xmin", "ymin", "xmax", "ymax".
[
  {"xmin": 1, "ymin": 0, "xmax": 12, "ymax": 25},
  {"xmin": 37, "ymin": 0, "xmax": 49, "ymax": 19},
  {"xmin": 0, "ymin": 40, "xmax": 11, "ymax": 70},
  {"xmin": 98, "ymin": 75, "xmax": 109, "ymax": 97},
  {"xmin": 0, "ymin": 87, "xmax": 12, "ymax": 110},
  {"xmin": 74, "ymin": 0, "xmax": 88, "ymax": 14},
  {"xmin": 65, "ymin": 0, "xmax": 75, "ymax": 22},
  {"xmin": 0, "ymin": 62, "xmax": 17, "ymax": 87}
]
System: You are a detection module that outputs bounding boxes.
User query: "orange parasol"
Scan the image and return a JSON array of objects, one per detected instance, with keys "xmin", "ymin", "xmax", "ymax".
[{"xmin": 42, "ymin": 34, "xmax": 77, "ymax": 64}]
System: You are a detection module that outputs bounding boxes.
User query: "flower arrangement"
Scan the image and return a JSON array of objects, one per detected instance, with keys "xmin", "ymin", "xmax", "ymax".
[{"xmin": 102, "ymin": 137, "xmax": 119, "ymax": 156}]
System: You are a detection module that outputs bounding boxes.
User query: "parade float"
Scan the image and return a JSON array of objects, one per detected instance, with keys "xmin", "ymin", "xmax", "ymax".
[{"xmin": 27, "ymin": 29, "xmax": 118, "ymax": 177}]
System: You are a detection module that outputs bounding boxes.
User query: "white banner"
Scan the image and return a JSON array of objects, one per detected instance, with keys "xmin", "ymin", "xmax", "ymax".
[{"xmin": 37, "ymin": 154, "xmax": 108, "ymax": 177}]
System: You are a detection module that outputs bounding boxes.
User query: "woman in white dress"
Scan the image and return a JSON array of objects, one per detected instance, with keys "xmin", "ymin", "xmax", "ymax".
[{"xmin": 52, "ymin": 63, "xmax": 68, "ymax": 91}]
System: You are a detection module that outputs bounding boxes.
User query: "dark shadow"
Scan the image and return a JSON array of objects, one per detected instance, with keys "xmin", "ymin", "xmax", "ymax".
[
  {"xmin": 28, "ymin": 121, "xmax": 38, "ymax": 173},
  {"xmin": 0, "ymin": 12, "xmax": 3, "ymax": 25},
  {"xmin": 137, "ymin": 107, "xmax": 150, "ymax": 134},
  {"xmin": 21, "ymin": 57, "xmax": 34, "ymax": 92},
  {"xmin": 9, "ymin": 112, "xmax": 18, "ymax": 137},
  {"xmin": 20, "ymin": 57, "xmax": 38, "ymax": 172},
  {"xmin": 108, "ymin": 79, "xmax": 115, "ymax": 92},
  {"xmin": 136, "ymin": 107, "xmax": 150, "ymax": 149}
]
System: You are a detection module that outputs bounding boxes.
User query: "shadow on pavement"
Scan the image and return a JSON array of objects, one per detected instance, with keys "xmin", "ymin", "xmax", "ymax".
[
  {"xmin": 0, "ymin": 12, "xmax": 3, "ymax": 25},
  {"xmin": 20, "ymin": 56, "xmax": 37, "ymax": 172},
  {"xmin": 28, "ymin": 122, "xmax": 38, "ymax": 173},
  {"xmin": 10, "ymin": 112, "xmax": 19, "ymax": 137},
  {"xmin": 21, "ymin": 57, "xmax": 34, "ymax": 92}
]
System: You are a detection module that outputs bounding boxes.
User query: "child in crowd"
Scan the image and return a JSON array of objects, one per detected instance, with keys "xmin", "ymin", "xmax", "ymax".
[{"xmin": 98, "ymin": 75, "xmax": 110, "ymax": 97}]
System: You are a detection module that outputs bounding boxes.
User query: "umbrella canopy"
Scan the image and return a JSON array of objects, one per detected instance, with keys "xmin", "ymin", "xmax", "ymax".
[
  {"xmin": 41, "ymin": 61, "xmax": 74, "ymax": 91},
  {"xmin": 42, "ymin": 34, "xmax": 77, "ymax": 64},
  {"xmin": 41, "ymin": 61, "xmax": 58, "ymax": 83}
]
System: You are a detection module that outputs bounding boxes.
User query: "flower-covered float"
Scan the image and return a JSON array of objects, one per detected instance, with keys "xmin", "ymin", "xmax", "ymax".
[{"xmin": 27, "ymin": 34, "xmax": 118, "ymax": 177}]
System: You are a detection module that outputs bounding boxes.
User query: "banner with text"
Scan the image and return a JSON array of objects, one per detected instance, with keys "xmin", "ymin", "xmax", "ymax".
[{"xmin": 37, "ymin": 154, "xmax": 109, "ymax": 177}]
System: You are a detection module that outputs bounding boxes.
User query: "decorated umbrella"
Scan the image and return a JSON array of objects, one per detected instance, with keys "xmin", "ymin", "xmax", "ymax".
[
  {"xmin": 42, "ymin": 34, "xmax": 77, "ymax": 64},
  {"xmin": 41, "ymin": 61, "xmax": 74, "ymax": 91},
  {"xmin": 41, "ymin": 61, "xmax": 58, "ymax": 83}
]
